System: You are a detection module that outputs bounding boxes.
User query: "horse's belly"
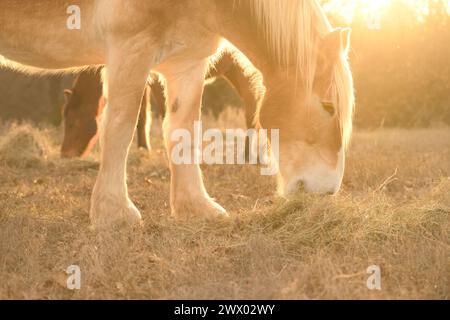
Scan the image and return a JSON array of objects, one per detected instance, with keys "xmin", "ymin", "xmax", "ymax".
[
  {"xmin": 0, "ymin": 44, "xmax": 105, "ymax": 70},
  {"xmin": 0, "ymin": 0, "xmax": 104, "ymax": 69}
]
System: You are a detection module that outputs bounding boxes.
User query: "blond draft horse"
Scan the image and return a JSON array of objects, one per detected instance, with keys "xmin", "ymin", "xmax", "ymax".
[{"xmin": 0, "ymin": 1, "xmax": 354, "ymax": 228}]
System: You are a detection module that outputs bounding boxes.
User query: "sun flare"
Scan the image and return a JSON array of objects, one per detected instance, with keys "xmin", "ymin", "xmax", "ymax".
[{"xmin": 322, "ymin": 0, "xmax": 450, "ymax": 24}]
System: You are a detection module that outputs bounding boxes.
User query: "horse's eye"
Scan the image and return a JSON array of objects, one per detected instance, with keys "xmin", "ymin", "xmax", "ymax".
[{"xmin": 321, "ymin": 102, "xmax": 335, "ymax": 116}]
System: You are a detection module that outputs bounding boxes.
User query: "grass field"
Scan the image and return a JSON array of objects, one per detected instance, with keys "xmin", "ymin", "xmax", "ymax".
[{"xmin": 0, "ymin": 121, "xmax": 449, "ymax": 300}]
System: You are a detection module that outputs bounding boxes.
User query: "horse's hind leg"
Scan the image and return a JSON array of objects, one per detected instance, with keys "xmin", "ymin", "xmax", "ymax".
[
  {"xmin": 136, "ymin": 84, "xmax": 152, "ymax": 151},
  {"xmin": 90, "ymin": 44, "xmax": 155, "ymax": 228},
  {"xmin": 161, "ymin": 59, "xmax": 228, "ymax": 219}
]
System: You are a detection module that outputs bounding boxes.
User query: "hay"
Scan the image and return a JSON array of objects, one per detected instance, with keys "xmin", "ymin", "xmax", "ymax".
[
  {"xmin": 0, "ymin": 124, "xmax": 51, "ymax": 167},
  {"xmin": 0, "ymin": 126, "xmax": 449, "ymax": 299}
]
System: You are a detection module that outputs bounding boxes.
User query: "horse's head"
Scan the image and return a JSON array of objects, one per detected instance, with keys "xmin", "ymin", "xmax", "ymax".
[
  {"xmin": 61, "ymin": 88, "xmax": 104, "ymax": 159},
  {"xmin": 258, "ymin": 28, "xmax": 354, "ymax": 197}
]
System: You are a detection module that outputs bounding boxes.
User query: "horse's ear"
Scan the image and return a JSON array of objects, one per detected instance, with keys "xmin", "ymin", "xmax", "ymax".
[
  {"xmin": 64, "ymin": 89, "xmax": 73, "ymax": 102},
  {"xmin": 321, "ymin": 28, "xmax": 352, "ymax": 61},
  {"xmin": 341, "ymin": 28, "xmax": 352, "ymax": 56}
]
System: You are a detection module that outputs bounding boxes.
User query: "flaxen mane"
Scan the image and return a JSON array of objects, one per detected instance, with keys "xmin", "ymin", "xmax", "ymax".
[{"xmin": 244, "ymin": 0, "xmax": 355, "ymax": 147}]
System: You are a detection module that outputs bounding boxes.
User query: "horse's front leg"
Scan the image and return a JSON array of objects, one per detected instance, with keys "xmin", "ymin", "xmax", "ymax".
[
  {"xmin": 90, "ymin": 43, "xmax": 154, "ymax": 228},
  {"xmin": 162, "ymin": 60, "xmax": 228, "ymax": 219}
]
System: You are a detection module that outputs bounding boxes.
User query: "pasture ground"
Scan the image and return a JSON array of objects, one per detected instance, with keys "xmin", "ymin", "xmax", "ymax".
[{"xmin": 0, "ymin": 119, "xmax": 449, "ymax": 299}]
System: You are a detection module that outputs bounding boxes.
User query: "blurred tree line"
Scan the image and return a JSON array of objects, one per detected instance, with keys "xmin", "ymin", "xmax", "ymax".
[
  {"xmin": 0, "ymin": 0, "xmax": 449, "ymax": 128},
  {"xmin": 323, "ymin": 0, "xmax": 450, "ymax": 127},
  {"xmin": 206, "ymin": 0, "xmax": 450, "ymax": 128},
  {"xmin": 0, "ymin": 70, "xmax": 73, "ymax": 126}
]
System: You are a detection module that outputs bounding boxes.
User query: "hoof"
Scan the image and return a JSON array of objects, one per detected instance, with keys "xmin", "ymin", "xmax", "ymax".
[
  {"xmin": 172, "ymin": 196, "xmax": 228, "ymax": 220},
  {"xmin": 90, "ymin": 195, "xmax": 142, "ymax": 230}
]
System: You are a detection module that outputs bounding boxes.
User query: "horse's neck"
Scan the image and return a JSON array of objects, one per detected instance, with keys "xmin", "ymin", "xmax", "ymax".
[
  {"xmin": 217, "ymin": 52, "xmax": 263, "ymax": 107},
  {"xmin": 73, "ymin": 70, "xmax": 104, "ymax": 115},
  {"xmin": 75, "ymin": 70, "xmax": 103, "ymax": 93},
  {"xmin": 215, "ymin": 1, "xmax": 278, "ymax": 79}
]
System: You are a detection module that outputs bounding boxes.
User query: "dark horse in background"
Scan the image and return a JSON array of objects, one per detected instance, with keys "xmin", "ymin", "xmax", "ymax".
[{"xmin": 61, "ymin": 50, "xmax": 264, "ymax": 159}]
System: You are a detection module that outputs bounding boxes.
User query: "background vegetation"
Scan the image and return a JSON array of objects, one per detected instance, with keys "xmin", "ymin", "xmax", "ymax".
[
  {"xmin": 1, "ymin": 0, "xmax": 449, "ymax": 129},
  {"xmin": 327, "ymin": 0, "xmax": 450, "ymax": 128}
]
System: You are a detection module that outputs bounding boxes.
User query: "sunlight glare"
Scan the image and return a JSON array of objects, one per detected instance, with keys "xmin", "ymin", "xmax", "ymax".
[{"xmin": 322, "ymin": 0, "xmax": 449, "ymax": 24}]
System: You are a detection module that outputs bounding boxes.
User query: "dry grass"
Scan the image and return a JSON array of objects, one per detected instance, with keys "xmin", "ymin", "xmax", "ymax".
[
  {"xmin": 0, "ymin": 124, "xmax": 52, "ymax": 168},
  {"xmin": 0, "ymin": 122, "xmax": 449, "ymax": 300}
]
